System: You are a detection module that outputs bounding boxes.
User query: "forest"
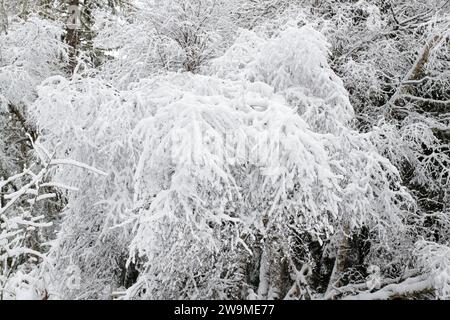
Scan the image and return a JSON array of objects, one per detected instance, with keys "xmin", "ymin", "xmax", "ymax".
[{"xmin": 0, "ymin": 0, "xmax": 449, "ymax": 300}]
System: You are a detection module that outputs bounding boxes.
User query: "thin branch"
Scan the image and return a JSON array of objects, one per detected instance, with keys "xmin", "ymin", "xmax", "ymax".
[{"xmin": 400, "ymin": 94, "xmax": 450, "ymax": 107}]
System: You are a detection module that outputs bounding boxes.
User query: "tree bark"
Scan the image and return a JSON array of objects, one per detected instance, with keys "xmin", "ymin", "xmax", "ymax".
[
  {"xmin": 66, "ymin": 0, "xmax": 80, "ymax": 74},
  {"xmin": 19, "ymin": 0, "xmax": 29, "ymax": 19},
  {"xmin": 0, "ymin": 0, "xmax": 7, "ymax": 34},
  {"xmin": 325, "ymin": 223, "xmax": 351, "ymax": 299},
  {"xmin": 343, "ymin": 275, "xmax": 434, "ymax": 300}
]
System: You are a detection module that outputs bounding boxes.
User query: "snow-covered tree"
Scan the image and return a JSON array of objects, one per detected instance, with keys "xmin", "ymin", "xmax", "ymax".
[
  {"xmin": 95, "ymin": 0, "xmax": 238, "ymax": 86},
  {"xmin": 23, "ymin": 22, "xmax": 422, "ymax": 300}
]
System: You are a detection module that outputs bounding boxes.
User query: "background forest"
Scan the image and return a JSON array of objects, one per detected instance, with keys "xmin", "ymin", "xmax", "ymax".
[{"xmin": 0, "ymin": 0, "xmax": 449, "ymax": 300}]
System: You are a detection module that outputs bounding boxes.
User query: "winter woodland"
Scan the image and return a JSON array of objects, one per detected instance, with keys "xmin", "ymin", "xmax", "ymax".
[{"xmin": 0, "ymin": 0, "xmax": 449, "ymax": 300}]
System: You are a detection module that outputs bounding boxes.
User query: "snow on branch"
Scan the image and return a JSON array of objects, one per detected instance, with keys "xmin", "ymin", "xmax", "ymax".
[{"xmin": 49, "ymin": 159, "xmax": 107, "ymax": 176}]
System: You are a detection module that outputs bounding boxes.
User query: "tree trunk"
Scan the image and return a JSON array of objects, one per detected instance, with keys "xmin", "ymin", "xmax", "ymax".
[
  {"xmin": 66, "ymin": 0, "xmax": 80, "ymax": 74},
  {"xmin": 325, "ymin": 223, "xmax": 350, "ymax": 299},
  {"xmin": 388, "ymin": 25, "xmax": 449, "ymax": 107},
  {"xmin": 0, "ymin": 0, "xmax": 7, "ymax": 34},
  {"xmin": 19, "ymin": 0, "xmax": 29, "ymax": 19}
]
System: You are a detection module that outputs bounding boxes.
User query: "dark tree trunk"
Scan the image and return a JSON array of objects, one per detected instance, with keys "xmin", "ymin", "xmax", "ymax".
[{"xmin": 66, "ymin": 0, "xmax": 80, "ymax": 74}]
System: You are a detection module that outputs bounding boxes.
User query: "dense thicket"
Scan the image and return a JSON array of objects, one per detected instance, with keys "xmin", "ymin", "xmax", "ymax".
[{"xmin": 0, "ymin": 0, "xmax": 449, "ymax": 300}]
